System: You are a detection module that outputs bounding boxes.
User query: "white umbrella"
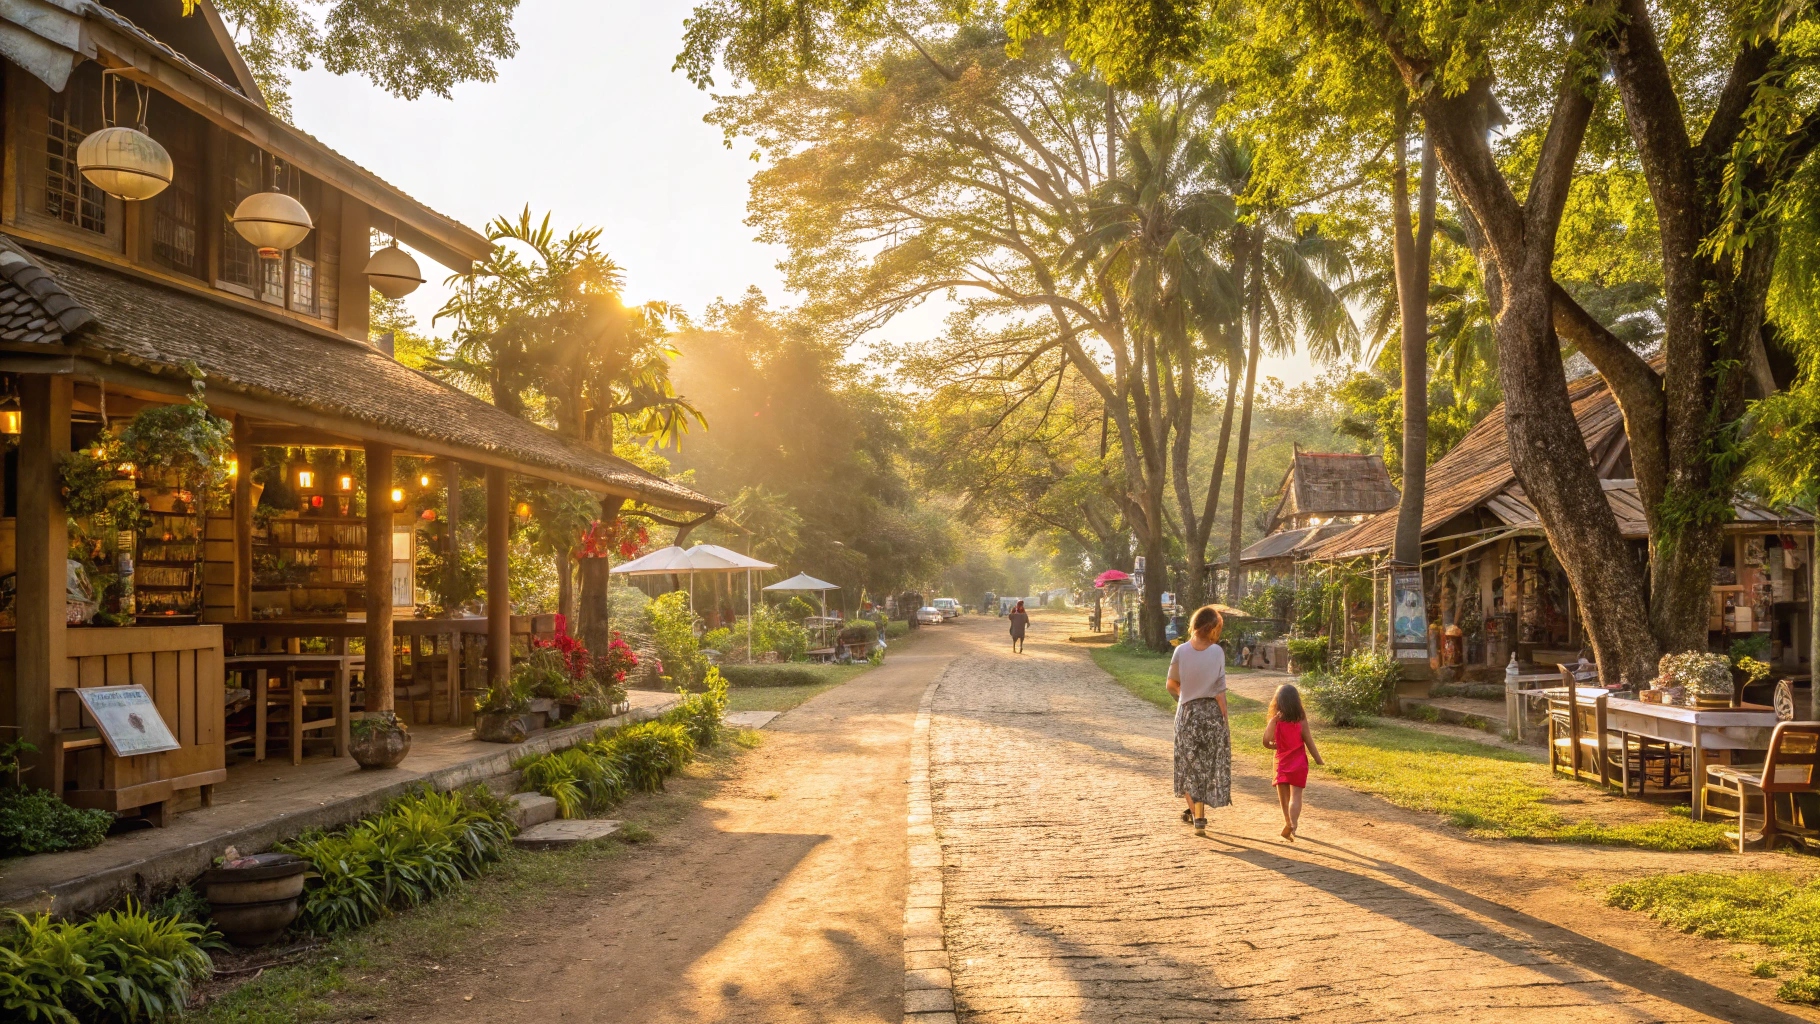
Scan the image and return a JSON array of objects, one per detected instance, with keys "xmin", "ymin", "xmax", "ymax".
[
  {"xmin": 613, "ymin": 545, "xmax": 780, "ymax": 663},
  {"xmin": 609, "ymin": 545, "xmax": 702, "ymax": 576},
  {"xmin": 764, "ymin": 572, "xmax": 841, "ymax": 620},
  {"xmin": 684, "ymin": 545, "xmax": 775, "ymax": 661}
]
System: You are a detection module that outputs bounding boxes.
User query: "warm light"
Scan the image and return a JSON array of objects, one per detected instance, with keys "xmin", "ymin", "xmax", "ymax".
[
  {"xmin": 77, "ymin": 126, "xmax": 172, "ymax": 201},
  {"xmin": 516, "ymin": 502, "xmax": 532, "ymax": 519},
  {"xmin": 232, "ymin": 191, "xmax": 313, "ymax": 256},
  {"xmin": 421, "ymin": 509, "xmax": 437, "ymax": 522},
  {"xmin": 0, "ymin": 410, "xmax": 19, "ymax": 434},
  {"xmin": 117, "ymin": 461, "xmax": 136, "ymax": 478},
  {"xmin": 418, "ymin": 473, "xmax": 431, "ymax": 488},
  {"xmin": 309, "ymin": 495, "xmax": 324, "ymax": 509},
  {"xmin": 227, "ymin": 456, "xmax": 238, "ymax": 479},
  {"xmin": 297, "ymin": 470, "xmax": 315, "ymax": 489},
  {"xmin": 339, "ymin": 474, "xmax": 353, "ymax": 492},
  {"xmin": 390, "ymin": 486, "xmax": 406, "ymax": 505}
]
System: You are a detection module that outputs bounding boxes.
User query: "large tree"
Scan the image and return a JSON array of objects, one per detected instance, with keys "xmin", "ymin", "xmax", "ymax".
[{"xmin": 1007, "ymin": 0, "xmax": 1817, "ymax": 686}]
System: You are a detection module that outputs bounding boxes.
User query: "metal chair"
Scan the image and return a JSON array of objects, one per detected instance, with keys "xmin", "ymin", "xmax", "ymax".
[{"xmin": 1704, "ymin": 722, "xmax": 1820, "ymax": 852}]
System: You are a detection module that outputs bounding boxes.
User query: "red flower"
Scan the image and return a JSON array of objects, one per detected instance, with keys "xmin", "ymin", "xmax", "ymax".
[{"xmin": 579, "ymin": 519, "xmax": 650, "ymax": 560}]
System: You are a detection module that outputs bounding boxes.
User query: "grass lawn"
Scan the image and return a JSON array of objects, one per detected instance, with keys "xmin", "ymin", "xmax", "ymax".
[
  {"xmin": 1608, "ymin": 871, "xmax": 1820, "ymax": 1003},
  {"xmin": 194, "ymin": 735, "xmax": 759, "ymax": 1023},
  {"xmin": 723, "ymin": 662, "xmax": 876, "ymax": 713},
  {"xmin": 1090, "ymin": 645, "xmax": 1730, "ymax": 852}
]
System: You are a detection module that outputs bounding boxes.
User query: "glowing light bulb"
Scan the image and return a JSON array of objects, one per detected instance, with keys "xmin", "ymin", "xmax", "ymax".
[{"xmin": 298, "ymin": 470, "xmax": 314, "ymax": 489}]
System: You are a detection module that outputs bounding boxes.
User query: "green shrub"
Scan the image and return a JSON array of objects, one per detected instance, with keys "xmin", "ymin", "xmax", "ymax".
[
  {"xmin": 838, "ymin": 621, "xmax": 877, "ymax": 645},
  {"xmin": 0, "ymin": 900, "xmax": 214, "ymax": 1023},
  {"xmin": 885, "ymin": 619, "xmax": 910, "ymax": 640},
  {"xmin": 1306, "ymin": 650, "xmax": 1400, "ymax": 727},
  {"xmin": 665, "ymin": 669, "xmax": 729, "ymax": 748},
  {"xmin": 610, "ymin": 721, "xmax": 695, "ymax": 792},
  {"xmin": 520, "ymin": 747, "xmax": 626, "ymax": 820},
  {"xmin": 0, "ymin": 788, "xmax": 112, "ymax": 858},
  {"xmin": 648, "ymin": 591, "xmax": 705, "ymax": 688},
  {"xmin": 720, "ymin": 664, "xmax": 826, "ymax": 688},
  {"xmin": 1284, "ymin": 636, "xmax": 1329, "ymax": 670},
  {"xmin": 1406, "ymin": 703, "xmax": 1440, "ymax": 722},
  {"xmin": 281, "ymin": 786, "xmax": 513, "ymax": 935}
]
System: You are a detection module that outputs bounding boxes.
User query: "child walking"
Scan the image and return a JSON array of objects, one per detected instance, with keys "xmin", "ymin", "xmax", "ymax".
[{"xmin": 1262, "ymin": 684, "xmax": 1323, "ymax": 841}]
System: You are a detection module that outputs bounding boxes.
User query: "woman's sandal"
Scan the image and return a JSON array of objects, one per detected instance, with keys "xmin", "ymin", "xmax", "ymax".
[
  {"xmin": 1181, "ymin": 807, "xmax": 1194, "ymax": 824},
  {"xmin": 1194, "ymin": 817, "xmax": 1207, "ymax": 836}
]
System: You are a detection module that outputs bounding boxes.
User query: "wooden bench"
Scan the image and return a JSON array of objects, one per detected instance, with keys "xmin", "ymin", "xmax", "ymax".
[{"xmin": 1705, "ymin": 721, "xmax": 1820, "ymax": 852}]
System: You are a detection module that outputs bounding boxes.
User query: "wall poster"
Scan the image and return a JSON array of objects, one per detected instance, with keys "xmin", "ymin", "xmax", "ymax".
[{"xmin": 1391, "ymin": 568, "xmax": 1429, "ymax": 660}]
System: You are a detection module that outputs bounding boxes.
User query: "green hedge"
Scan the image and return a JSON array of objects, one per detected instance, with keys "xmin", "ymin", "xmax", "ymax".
[
  {"xmin": 885, "ymin": 620, "xmax": 911, "ymax": 639},
  {"xmin": 720, "ymin": 664, "xmax": 831, "ymax": 688},
  {"xmin": 518, "ymin": 676, "xmax": 728, "ymax": 818}
]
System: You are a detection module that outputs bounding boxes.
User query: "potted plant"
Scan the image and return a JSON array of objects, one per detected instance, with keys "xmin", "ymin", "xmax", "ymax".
[
  {"xmin": 1655, "ymin": 652, "xmax": 1733, "ymax": 707},
  {"xmin": 199, "ymin": 847, "xmax": 309, "ymax": 946},
  {"xmin": 348, "ymin": 709, "xmax": 410, "ymax": 769},
  {"xmin": 474, "ymin": 675, "xmax": 537, "ymax": 743}
]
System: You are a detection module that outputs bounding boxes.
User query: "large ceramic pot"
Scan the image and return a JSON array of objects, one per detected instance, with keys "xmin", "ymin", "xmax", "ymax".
[
  {"xmin": 348, "ymin": 712, "xmax": 411, "ymax": 769},
  {"xmin": 475, "ymin": 711, "xmax": 534, "ymax": 743},
  {"xmin": 199, "ymin": 852, "xmax": 309, "ymax": 946}
]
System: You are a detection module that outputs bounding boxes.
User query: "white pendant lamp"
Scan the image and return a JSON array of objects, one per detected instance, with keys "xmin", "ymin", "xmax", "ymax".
[
  {"xmin": 365, "ymin": 243, "xmax": 424, "ymax": 298},
  {"xmin": 76, "ymin": 126, "xmax": 172, "ymax": 201},
  {"xmin": 233, "ymin": 191, "xmax": 313, "ymax": 258}
]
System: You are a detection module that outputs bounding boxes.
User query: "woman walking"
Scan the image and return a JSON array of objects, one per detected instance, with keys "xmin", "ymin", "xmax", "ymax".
[
  {"xmin": 1168, "ymin": 606, "xmax": 1231, "ymax": 836},
  {"xmin": 1008, "ymin": 600, "xmax": 1030, "ymax": 653}
]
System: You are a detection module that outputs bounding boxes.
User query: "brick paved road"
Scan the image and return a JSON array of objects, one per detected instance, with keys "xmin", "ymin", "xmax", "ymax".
[{"xmin": 925, "ymin": 619, "xmax": 1796, "ymax": 1024}]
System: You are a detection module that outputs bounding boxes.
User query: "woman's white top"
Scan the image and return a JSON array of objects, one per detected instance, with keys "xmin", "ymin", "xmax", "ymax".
[{"xmin": 1168, "ymin": 640, "xmax": 1227, "ymax": 703}]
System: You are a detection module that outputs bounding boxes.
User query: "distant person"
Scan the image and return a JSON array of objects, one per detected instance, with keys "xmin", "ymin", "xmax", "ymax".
[
  {"xmin": 1008, "ymin": 600, "xmax": 1030, "ymax": 653},
  {"xmin": 1168, "ymin": 605, "xmax": 1230, "ymax": 836},
  {"xmin": 1262, "ymin": 683, "xmax": 1324, "ymax": 841}
]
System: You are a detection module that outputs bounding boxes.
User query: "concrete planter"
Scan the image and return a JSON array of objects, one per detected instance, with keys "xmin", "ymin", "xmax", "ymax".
[
  {"xmin": 475, "ymin": 711, "xmax": 537, "ymax": 743},
  {"xmin": 199, "ymin": 853, "xmax": 308, "ymax": 946},
  {"xmin": 349, "ymin": 714, "xmax": 411, "ymax": 769}
]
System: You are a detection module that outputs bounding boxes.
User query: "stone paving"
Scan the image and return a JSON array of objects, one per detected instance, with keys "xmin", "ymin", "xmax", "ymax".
[{"xmin": 923, "ymin": 625, "xmax": 1766, "ymax": 1023}]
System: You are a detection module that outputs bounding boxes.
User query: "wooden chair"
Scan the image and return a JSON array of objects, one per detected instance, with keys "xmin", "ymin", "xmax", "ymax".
[
  {"xmin": 1548, "ymin": 687, "xmax": 1616, "ymax": 786},
  {"xmin": 1705, "ymin": 722, "xmax": 1820, "ymax": 852},
  {"xmin": 256, "ymin": 665, "xmax": 348, "ymax": 765}
]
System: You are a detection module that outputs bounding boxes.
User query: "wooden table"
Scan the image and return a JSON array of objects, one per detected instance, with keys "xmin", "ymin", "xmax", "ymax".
[
  {"xmin": 1509, "ymin": 682, "xmax": 1604, "ymax": 742},
  {"xmin": 1603, "ymin": 697, "xmax": 1781, "ymax": 819},
  {"xmin": 224, "ymin": 654, "xmax": 361, "ymax": 763}
]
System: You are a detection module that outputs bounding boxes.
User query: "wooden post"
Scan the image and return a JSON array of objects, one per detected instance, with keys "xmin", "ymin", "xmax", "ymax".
[
  {"xmin": 232, "ymin": 417, "xmax": 253, "ymax": 623},
  {"xmin": 16, "ymin": 375, "xmax": 71, "ymax": 787},
  {"xmin": 442, "ymin": 459, "xmax": 461, "ymax": 613},
  {"xmin": 486, "ymin": 466, "xmax": 510, "ymax": 686},
  {"xmin": 365, "ymin": 442, "xmax": 395, "ymax": 712}
]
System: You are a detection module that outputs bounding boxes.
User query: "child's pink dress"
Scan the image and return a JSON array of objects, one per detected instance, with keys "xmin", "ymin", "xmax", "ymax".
[{"xmin": 1273, "ymin": 719, "xmax": 1309, "ymax": 788}]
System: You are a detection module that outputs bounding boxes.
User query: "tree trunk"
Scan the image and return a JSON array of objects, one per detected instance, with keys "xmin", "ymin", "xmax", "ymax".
[
  {"xmin": 578, "ymin": 498, "xmax": 622, "ymax": 659},
  {"xmin": 1182, "ymin": 356, "xmax": 1241, "ymax": 615},
  {"xmin": 1226, "ymin": 235, "xmax": 1266, "ymax": 605},
  {"xmin": 1392, "ymin": 114, "xmax": 1437, "ymax": 569},
  {"xmin": 556, "ymin": 543, "xmax": 573, "ymax": 622}
]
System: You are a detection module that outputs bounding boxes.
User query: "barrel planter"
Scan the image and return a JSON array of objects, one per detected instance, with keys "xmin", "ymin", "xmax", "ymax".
[{"xmin": 199, "ymin": 853, "xmax": 310, "ymax": 946}]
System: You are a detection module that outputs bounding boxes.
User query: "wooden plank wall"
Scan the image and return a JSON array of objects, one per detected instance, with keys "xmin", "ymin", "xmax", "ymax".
[
  {"xmin": 61, "ymin": 626, "xmax": 225, "ymax": 789},
  {"xmin": 202, "ymin": 514, "xmax": 236, "ymax": 623}
]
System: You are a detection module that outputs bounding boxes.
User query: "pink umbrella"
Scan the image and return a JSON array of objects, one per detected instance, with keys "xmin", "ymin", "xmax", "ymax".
[{"xmin": 1093, "ymin": 570, "xmax": 1132, "ymax": 589}]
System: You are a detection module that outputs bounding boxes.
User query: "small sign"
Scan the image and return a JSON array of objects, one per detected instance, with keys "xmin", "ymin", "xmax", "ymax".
[
  {"xmin": 1391, "ymin": 568, "xmax": 1428, "ymax": 656},
  {"xmin": 75, "ymin": 685, "xmax": 181, "ymax": 757}
]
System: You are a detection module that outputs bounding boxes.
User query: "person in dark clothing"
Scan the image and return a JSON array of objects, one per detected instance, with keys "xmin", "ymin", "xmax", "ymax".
[{"xmin": 1008, "ymin": 600, "xmax": 1030, "ymax": 653}]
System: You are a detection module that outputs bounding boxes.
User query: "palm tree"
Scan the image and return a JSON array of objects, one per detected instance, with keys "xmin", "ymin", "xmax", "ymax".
[
  {"xmin": 1222, "ymin": 145, "xmax": 1362, "ymax": 603},
  {"xmin": 1077, "ymin": 94, "xmax": 1244, "ymax": 615}
]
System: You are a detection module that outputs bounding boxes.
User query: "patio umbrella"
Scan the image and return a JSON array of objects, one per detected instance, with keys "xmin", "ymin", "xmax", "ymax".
[
  {"xmin": 1093, "ymin": 569, "xmax": 1132, "ymax": 589},
  {"xmin": 764, "ymin": 572, "xmax": 841, "ymax": 619},
  {"xmin": 683, "ymin": 545, "xmax": 776, "ymax": 663},
  {"xmin": 608, "ymin": 545, "xmax": 704, "ymax": 576}
]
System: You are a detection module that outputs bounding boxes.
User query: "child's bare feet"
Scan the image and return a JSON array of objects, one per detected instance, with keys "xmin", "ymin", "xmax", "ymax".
[{"xmin": 1280, "ymin": 823, "xmax": 1294, "ymax": 841}]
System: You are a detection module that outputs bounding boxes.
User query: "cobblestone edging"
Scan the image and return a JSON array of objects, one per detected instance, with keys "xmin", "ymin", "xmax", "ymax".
[{"xmin": 904, "ymin": 676, "xmax": 956, "ymax": 1024}]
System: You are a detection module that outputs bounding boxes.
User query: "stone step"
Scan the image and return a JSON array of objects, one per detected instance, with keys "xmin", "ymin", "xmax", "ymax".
[
  {"xmin": 509, "ymin": 792, "xmax": 559, "ymax": 829},
  {"xmin": 725, "ymin": 711, "xmax": 780, "ymax": 730},
  {"xmin": 514, "ymin": 818, "xmax": 623, "ymax": 851}
]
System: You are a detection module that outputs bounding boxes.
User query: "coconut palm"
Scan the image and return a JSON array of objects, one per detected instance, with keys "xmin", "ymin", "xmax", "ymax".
[{"xmin": 1075, "ymin": 94, "xmax": 1244, "ymax": 613}]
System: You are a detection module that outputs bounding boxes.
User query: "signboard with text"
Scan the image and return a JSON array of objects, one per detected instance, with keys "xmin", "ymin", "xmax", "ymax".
[
  {"xmin": 1391, "ymin": 568, "xmax": 1429, "ymax": 661},
  {"xmin": 75, "ymin": 685, "xmax": 181, "ymax": 757}
]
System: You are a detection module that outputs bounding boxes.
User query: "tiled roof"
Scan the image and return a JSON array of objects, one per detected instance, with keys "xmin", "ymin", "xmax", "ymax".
[
  {"xmin": 5, "ymin": 237, "xmax": 719, "ymax": 514},
  {"xmin": 0, "ymin": 246, "xmax": 94, "ymax": 341}
]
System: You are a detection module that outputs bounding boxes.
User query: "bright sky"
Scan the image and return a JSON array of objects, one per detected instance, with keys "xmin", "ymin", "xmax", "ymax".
[{"xmin": 286, "ymin": 0, "xmax": 1332, "ymax": 387}]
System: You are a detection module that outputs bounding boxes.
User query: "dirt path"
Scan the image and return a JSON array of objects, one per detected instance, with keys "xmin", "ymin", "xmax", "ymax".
[
  {"xmin": 376, "ymin": 632, "xmax": 962, "ymax": 1024},
  {"xmin": 927, "ymin": 622, "xmax": 1814, "ymax": 1023}
]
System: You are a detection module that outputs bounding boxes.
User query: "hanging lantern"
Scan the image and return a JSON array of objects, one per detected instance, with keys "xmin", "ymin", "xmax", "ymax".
[
  {"xmin": 232, "ymin": 191, "xmax": 313, "ymax": 257},
  {"xmin": 365, "ymin": 244, "xmax": 424, "ymax": 299},
  {"xmin": 76, "ymin": 126, "xmax": 172, "ymax": 201}
]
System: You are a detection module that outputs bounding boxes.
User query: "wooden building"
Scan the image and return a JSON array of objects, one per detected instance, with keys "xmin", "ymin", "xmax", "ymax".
[
  {"xmin": 0, "ymin": 1, "xmax": 720, "ymax": 823},
  {"xmin": 1309, "ymin": 370, "xmax": 1812, "ymax": 680},
  {"xmin": 1225, "ymin": 451, "xmax": 1400, "ymax": 591}
]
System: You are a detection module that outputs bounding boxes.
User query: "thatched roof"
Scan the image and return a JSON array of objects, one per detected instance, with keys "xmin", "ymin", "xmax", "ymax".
[
  {"xmin": 1310, "ymin": 370, "xmax": 1808, "ymax": 560},
  {"xmin": 0, "ymin": 237, "xmax": 720, "ymax": 514},
  {"xmin": 1266, "ymin": 451, "xmax": 1400, "ymax": 532}
]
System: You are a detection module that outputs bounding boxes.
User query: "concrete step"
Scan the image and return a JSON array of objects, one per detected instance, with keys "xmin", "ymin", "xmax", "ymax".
[
  {"xmin": 725, "ymin": 711, "xmax": 780, "ymax": 730},
  {"xmin": 509, "ymin": 792, "xmax": 559, "ymax": 829},
  {"xmin": 514, "ymin": 818, "xmax": 622, "ymax": 851}
]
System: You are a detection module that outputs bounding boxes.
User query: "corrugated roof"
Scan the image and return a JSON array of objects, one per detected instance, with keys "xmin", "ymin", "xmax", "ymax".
[
  {"xmin": 1228, "ymin": 522, "xmax": 1355, "ymax": 567},
  {"xmin": 1490, "ymin": 479, "xmax": 1810, "ymax": 536},
  {"xmin": 3, "ymin": 237, "xmax": 719, "ymax": 514},
  {"xmin": 1267, "ymin": 451, "xmax": 1399, "ymax": 531},
  {"xmin": 1312, "ymin": 371, "xmax": 1626, "ymax": 559}
]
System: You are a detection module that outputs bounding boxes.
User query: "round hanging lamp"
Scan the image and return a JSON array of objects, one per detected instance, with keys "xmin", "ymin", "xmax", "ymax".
[
  {"xmin": 365, "ymin": 243, "xmax": 424, "ymax": 298},
  {"xmin": 76, "ymin": 126, "xmax": 172, "ymax": 201},
  {"xmin": 232, "ymin": 191, "xmax": 313, "ymax": 257}
]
